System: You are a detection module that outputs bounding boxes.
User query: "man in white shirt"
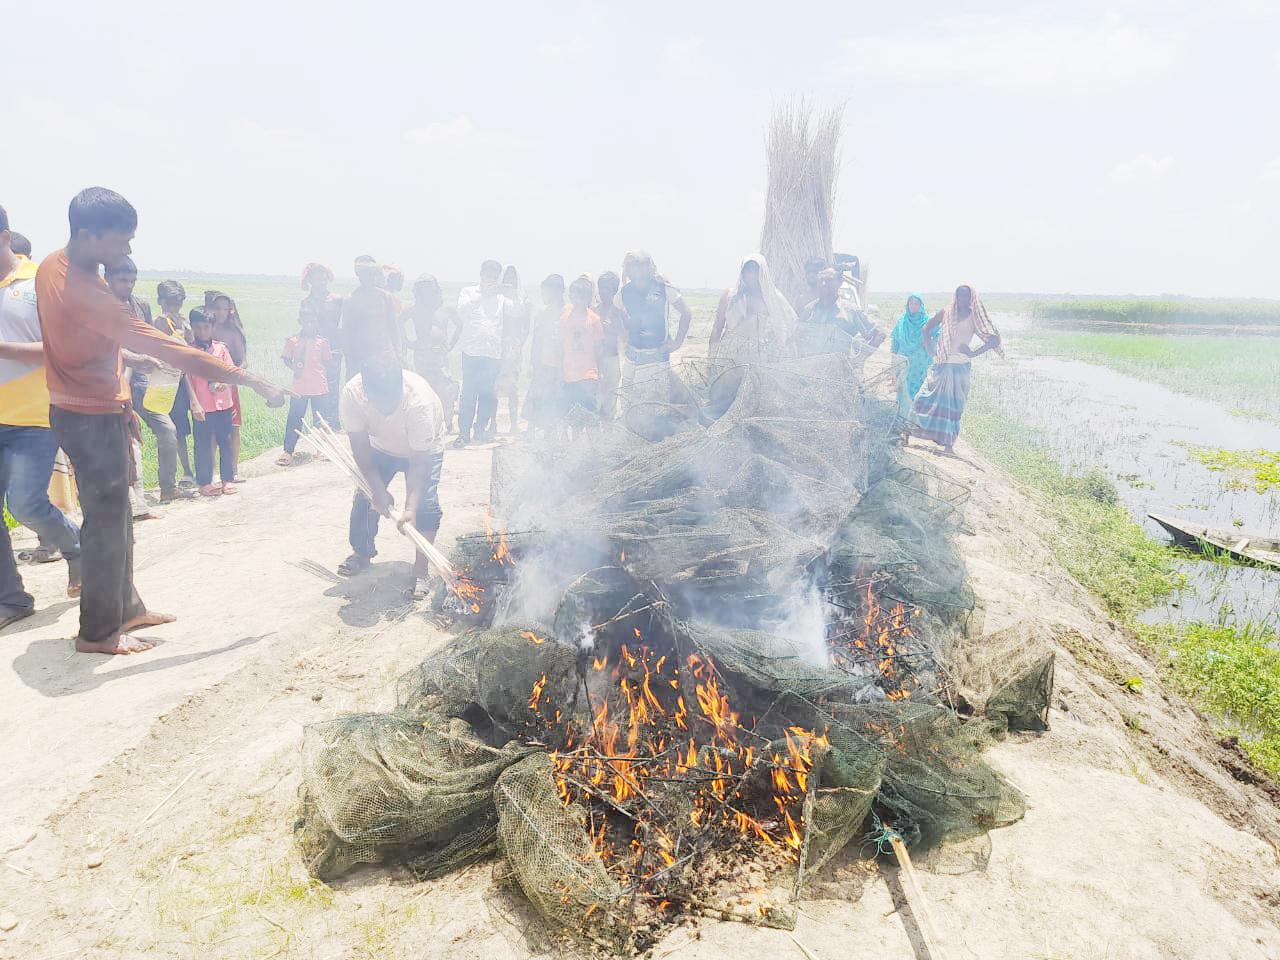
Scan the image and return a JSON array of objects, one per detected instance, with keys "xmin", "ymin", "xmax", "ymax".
[
  {"xmin": 338, "ymin": 355, "xmax": 446, "ymax": 598},
  {"xmin": 450, "ymin": 259, "xmax": 511, "ymax": 447}
]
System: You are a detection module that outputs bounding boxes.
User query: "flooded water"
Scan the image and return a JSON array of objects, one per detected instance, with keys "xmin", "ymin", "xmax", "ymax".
[{"xmin": 980, "ymin": 327, "xmax": 1280, "ymax": 627}]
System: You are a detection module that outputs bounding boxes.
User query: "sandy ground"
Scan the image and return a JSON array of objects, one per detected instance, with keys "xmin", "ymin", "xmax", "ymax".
[{"xmin": 1, "ymin": 435, "xmax": 1278, "ymax": 960}]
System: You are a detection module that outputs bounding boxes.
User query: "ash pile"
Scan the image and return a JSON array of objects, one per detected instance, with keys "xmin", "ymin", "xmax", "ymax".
[{"xmin": 295, "ymin": 352, "xmax": 1055, "ymax": 953}]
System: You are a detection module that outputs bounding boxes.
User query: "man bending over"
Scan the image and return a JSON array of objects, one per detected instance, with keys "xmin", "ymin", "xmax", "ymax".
[{"xmin": 338, "ymin": 355, "xmax": 446, "ymax": 600}]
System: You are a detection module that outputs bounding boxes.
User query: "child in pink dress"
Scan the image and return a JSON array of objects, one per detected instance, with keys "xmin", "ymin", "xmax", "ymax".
[
  {"xmin": 187, "ymin": 313, "xmax": 238, "ymax": 496},
  {"xmin": 277, "ymin": 312, "xmax": 334, "ymax": 466}
]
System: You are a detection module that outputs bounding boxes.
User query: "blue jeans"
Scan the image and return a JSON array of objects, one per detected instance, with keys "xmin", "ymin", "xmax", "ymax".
[
  {"xmin": 0, "ymin": 425, "xmax": 81, "ymax": 560},
  {"xmin": 457, "ymin": 355, "xmax": 500, "ymax": 441},
  {"xmin": 348, "ymin": 450, "xmax": 444, "ymax": 558}
]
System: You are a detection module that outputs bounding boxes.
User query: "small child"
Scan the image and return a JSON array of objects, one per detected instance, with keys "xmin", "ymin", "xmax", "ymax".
[
  {"xmin": 277, "ymin": 312, "xmax": 334, "ymax": 466},
  {"xmin": 559, "ymin": 275, "xmax": 605, "ymax": 438},
  {"xmin": 105, "ymin": 257, "xmax": 158, "ymax": 521},
  {"xmin": 187, "ymin": 313, "xmax": 238, "ymax": 496}
]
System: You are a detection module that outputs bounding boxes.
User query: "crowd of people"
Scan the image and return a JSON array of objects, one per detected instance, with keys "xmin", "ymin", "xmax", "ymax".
[
  {"xmin": 0, "ymin": 190, "xmax": 288, "ymax": 653},
  {"xmin": 0, "ymin": 187, "xmax": 1002, "ymax": 654}
]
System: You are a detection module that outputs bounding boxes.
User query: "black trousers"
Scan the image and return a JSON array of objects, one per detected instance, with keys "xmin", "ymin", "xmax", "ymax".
[
  {"xmin": 49, "ymin": 407, "xmax": 144, "ymax": 643},
  {"xmin": 319, "ymin": 356, "xmax": 343, "ymax": 427}
]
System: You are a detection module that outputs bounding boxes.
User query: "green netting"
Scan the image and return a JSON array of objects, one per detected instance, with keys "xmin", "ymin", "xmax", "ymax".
[
  {"xmin": 395, "ymin": 626, "xmax": 579, "ymax": 740},
  {"xmin": 296, "ymin": 711, "xmax": 534, "ymax": 880},
  {"xmin": 941, "ymin": 621, "xmax": 1057, "ymax": 733},
  {"xmin": 493, "ymin": 752, "xmax": 630, "ymax": 950},
  {"xmin": 296, "ymin": 345, "xmax": 1053, "ymax": 951}
]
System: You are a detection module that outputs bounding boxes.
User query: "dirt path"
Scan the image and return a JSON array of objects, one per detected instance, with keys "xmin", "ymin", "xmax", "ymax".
[{"xmin": 1, "ymin": 437, "xmax": 1278, "ymax": 960}]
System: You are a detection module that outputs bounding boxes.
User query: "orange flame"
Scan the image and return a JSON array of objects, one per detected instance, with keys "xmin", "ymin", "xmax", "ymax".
[{"xmin": 536, "ymin": 643, "xmax": 828, "ymax": 897}]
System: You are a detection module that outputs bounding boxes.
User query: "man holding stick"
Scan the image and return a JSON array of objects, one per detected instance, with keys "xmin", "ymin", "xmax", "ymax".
[
  {"xmin": 337, "ymin": 354, "xmax": 446, "ymax": 599},
  {"xmin": 35, "ymin": 187, "xmax": 289, "ymax": 655}
]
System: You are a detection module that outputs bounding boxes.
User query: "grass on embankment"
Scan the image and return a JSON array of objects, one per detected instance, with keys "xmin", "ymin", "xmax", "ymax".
[
  {"xmin": 965, "ymin": 389, "xmax": 1280, "ymax": 779},
  {"xmin": 1139, "ymin": 621, "xmax": 1280, "ymax": 776}
]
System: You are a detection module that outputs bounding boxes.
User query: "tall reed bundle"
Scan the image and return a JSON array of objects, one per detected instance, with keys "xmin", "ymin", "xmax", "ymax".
[
  {"xmin": 760, "ymin": 99, "xmax": 845, "ymax": 310},
  {"xmin": 299, "ymin": 419, "xmax": 460, "ymax": 592}
]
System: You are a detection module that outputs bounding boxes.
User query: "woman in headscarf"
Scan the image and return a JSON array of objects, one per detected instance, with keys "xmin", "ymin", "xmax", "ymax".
[
  {"xmin": 205, "ymin": 292, "xmax": 249, "ymax": 479},
  {"xmin": 910, "ymin": 284, "xmax": 1002, "ymax": 455},
  {"xmin": 709, "ymin": 254, "xmax": 796, "ymax": 363},
  {"xmin": 891, "ymin": 294, "xmax": 933, "ymax": 426}
]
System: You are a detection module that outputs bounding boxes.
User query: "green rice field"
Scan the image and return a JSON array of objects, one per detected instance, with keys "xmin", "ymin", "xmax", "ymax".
[
  {"xmin": 1031, "ymin": 297, "xmax": 1280, "ymax": 327},
  {"xmin": 1016, "ymin": 328, "xmax": 1280, "ymax": 421}
]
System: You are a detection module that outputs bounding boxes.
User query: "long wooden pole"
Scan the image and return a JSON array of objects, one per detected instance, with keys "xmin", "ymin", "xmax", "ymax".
[{"xmin": 889, "ymin": 835, "xmax": 953, "ymax": 960}]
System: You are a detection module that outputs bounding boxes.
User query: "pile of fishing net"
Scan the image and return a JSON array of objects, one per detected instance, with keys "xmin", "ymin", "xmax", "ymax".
[{"xmin": 295, "ymin": 351, "xmax": 1054, "ymax": 952}]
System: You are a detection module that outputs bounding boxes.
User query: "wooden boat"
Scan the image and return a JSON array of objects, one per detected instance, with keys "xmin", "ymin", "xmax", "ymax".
[{"xmin": 1149, "ymin": 513, "xmax": 1280, "ymax": 569}]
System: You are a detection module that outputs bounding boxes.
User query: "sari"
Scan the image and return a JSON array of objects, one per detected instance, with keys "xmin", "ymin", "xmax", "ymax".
[
  {"xmin": 911, "ymin": 286, "xmax": 1001, "ymax": 447},
  {"xmin": 891, "ymin": 294, "xmax": 932, "ymax": 418},
  {"xmin": 712, "ymin": 254, "xmax": 796, "ymax": 363}
]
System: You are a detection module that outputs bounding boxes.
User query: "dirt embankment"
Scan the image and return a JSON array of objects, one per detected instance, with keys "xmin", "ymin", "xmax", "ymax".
[{"xmin": 0, "ymin": 439, "xmax": 1277, "ymax": 960}]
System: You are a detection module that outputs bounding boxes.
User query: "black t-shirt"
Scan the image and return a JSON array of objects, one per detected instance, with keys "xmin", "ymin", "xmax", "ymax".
[{"xmin": 619, "ymin": 280, "xmax": 671, "ymax": 350}]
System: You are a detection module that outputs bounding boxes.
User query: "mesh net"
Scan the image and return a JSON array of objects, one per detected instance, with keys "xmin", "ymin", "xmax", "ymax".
[
  {"xmin": 941, "ymin": 621, "xmax": 1057, "ymax": 734},
  {"xmin": 296, "ymin": 348, "xmax": 1053, "ymax": 951},
  {"xmin": 493, "ymin": 752, "xmax": 630, "ymax": 949},
  {"xmin": 395, "ymin": 626, "xmax": 578, "ymax": 741},
  {"xmin": 296, "ymin": 711, "xmax": 534, "ymax": 881}
]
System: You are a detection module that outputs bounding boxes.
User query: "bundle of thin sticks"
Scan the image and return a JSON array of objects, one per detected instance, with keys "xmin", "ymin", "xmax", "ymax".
[
  {"xmin": 760, "ymin": 97, "xmax": 845, "ymax": 310},
  {"xmin": 298, "ymin": 419, "xmax": 461, "ymax": 593}
]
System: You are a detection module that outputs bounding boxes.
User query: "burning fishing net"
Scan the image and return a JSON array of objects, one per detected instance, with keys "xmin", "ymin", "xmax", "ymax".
[{"xmin": 295, "ymin": 351, "xmax": 1053, "ymax": 952}]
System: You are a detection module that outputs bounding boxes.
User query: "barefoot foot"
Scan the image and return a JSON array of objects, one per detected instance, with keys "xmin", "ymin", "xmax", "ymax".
[
  {"xmin": 120, "ymin": 611, "xmax": 177, "ymax": 632},
  {"xmin": 76, "ymin": 632, "xmax": 157, "ymax": 655}
]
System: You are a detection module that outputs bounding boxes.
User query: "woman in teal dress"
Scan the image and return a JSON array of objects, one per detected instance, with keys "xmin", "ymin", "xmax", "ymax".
[{"xmin": 891, "ymin": 294, "xmax": 932, "ymax": 424}]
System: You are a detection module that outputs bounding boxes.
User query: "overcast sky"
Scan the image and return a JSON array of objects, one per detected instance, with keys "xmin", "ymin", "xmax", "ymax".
[{"xmin": 6, "ymin": 1, "xmax": 1277, "ymax": 296}]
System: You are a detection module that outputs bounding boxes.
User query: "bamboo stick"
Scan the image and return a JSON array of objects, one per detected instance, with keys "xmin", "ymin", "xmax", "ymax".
[
  {"xmin": 298, "ymin": 420, "xmax": 461, "ymax": 592},
  {"xmin": 889, "ymin": 835, "xmax": 953, "ymax": 960}
]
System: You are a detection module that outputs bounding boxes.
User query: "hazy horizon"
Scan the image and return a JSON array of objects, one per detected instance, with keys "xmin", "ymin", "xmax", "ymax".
[
  {"xmin": 6, "ymin": 1, "xmax": 1278, "ymax": 299},
  {"xmin": 126, "ymin": 270, "xmax": 1280, "ymax": 304}
]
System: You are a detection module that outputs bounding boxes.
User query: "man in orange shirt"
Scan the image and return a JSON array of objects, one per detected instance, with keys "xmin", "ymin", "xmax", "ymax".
[{"xmin": 36, "ymin": 187, "xmax": 289, "ymax": 655}]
